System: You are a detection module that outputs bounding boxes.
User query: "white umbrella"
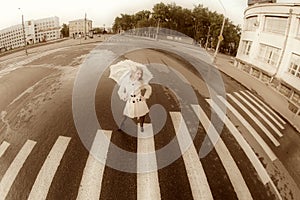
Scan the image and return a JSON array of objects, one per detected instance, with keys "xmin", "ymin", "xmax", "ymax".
[{"xmin": 109, "ymin": 59, "xmax": 153, "ymax": 85}]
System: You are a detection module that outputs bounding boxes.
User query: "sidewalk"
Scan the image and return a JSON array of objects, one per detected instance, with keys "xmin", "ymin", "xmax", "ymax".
[
  {"xmin": 0, "ymin": 34, "xmax": 113, "ymax": 60},
  {"xmin": 213, "ymin": 53, "xmax": 300, "ymax": 133}
]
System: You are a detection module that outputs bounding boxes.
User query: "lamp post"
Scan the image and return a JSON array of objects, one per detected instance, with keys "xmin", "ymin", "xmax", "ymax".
[
  {"xmin": 155, "ymin": 18, "xmax": 160, "ymax": 41},
  {"xmin": 18, "ymin": 8, "xmax": 28, "ymax": 56},
  {"xmin": 84, "ymin": 13, "xmax": 87, "ymax": 40},
  {"xmin": 212, "ymin": 0, "xmax": 226, "ymax": 63},
  {"xmin": 205, "ymin": 25, "xmax": 211, "ymax": 50}
]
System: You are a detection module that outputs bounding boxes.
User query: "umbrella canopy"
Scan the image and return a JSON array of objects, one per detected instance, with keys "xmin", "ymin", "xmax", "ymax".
[{"xmin": 109, "ymin": 60, "xmax": 153, "ymax": 85}]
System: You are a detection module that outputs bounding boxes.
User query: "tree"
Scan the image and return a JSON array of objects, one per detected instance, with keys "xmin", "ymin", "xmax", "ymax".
[
  {"xmin": 61, "ymin": 24, "xmax": 69, "ymax": 37},
  {"xmin": 112, "ymin": 2, "xmax": 241, "ymax": 56},
  {"xmin": 93, "ymin": 27, "xmax": 102, "ymax": 34}
]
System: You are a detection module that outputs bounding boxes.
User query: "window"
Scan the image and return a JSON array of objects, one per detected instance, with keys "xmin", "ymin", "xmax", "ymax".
[
  {"xmin": 245, "ymin": 16, "xmax": 258, "ymax": 31},
  {"xmin": 264, "ymin": 16, "xmax": 288, "ymax": 35},
  {"xmin": 292, "ymin": 92, "xmax": 300, "ymax": 105},
  {"xmin": 279, "ymin": 84, "xmax": 291, "ymax": 97},
  {"xmin": 240, "ymin": 40, "xmax": 252, "ymax": 55},
  {"xmin": 258, "ymin": 44, "xmax": 280, "ymax": 66},
  {"xmin": 288, "ymin": 53, "xmax": 300, "ymax": 78},
  {"xmin": 251, "ymin": 68, "xmax": 260, "ymax": 78}
]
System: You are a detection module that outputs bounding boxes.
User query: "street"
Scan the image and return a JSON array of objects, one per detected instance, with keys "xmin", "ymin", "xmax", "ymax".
[{"xmin": 0, "ymin": 35, "xmax": 300, "ymax": 200}]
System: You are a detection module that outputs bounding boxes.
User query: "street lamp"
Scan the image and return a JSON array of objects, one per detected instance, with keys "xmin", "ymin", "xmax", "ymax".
[
  {"xmin": 205, "ymin": 25, "xmax": 211, "ymax": 50},
  {"xmin": 84, "ymin": 13, "xmax": 87, "ymax": 40},
  {"xmin": 212, "ymin": 0, "xmax": 226, "ymax": 63},
  {"xmin": 155, "ymin": 18, "xmax": 160, "ymax": 41},
  {"xmin": 18, "ymin": 8, "xmax": 28, "ymax": 56}
]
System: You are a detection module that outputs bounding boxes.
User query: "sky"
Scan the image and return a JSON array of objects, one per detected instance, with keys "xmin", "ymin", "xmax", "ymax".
[{"xmin": 0, "ymin": 0, "xmax": 299, "ymax": 30}]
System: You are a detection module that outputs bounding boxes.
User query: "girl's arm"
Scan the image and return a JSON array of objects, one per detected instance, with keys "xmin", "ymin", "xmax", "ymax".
[
  {"xmin": 118, "ymin": 81, "xmax": 127, "ymax": 101},
  {"xmin": 142, "ymin": 84, "xmax": 152, "ymax": 99}
]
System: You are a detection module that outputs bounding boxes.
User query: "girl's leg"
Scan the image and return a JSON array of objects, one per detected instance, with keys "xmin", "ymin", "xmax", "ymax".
[{"xmin": 139, "ymin": 115, "xmax": 146, "ymax": 132}]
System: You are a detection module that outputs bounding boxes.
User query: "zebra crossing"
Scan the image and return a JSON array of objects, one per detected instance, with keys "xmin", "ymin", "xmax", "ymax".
[
  {"xmin": 0, "ymin": 141, "xmax": 9, "ymax": 158},
  {"xmin": 77, "ymin": 130, "xmax": 112, "ymax": 200},
  {"xmin": 137, "ymin": 124, "xmax": 161, "ymax": 200},
  {"xmin": 0, "ymin": 140, "xmax": 36, "ymax": 200},
  {"xmin": 170, "ymin": 112, "xmax": 213, "ymax": 200},
  {"xmin": 191, "ymin": 105, "xmax": 253, "ymax": 200},
  {"xmin": 0, "ymin": 90, "xmax": 287, "ymax": 199}
]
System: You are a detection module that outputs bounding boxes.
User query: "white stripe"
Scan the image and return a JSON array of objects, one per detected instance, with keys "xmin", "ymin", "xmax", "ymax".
[
  {"xmin": 0, "ymin": 141, "xmax": 10, "ymax": 158},
  {"xmin": 246, "ymin": 90, "xmax": 286, "ymax": 125},
  {"xmin": 228, "ymin": 94, "xmax": 280, "ymax": 147},
  {"xmin": 170, "ymin": 112, "xmax": 213, "ymax": 200},
  {"xmin": 0, "ymin": 140, "xmax": 36, "ymax": 200},
  {"xmin": 206, "ymin": 99, "xmax": 271, "ymax": 185},
  {"xmin": 241, "ymin": 91, "xmax": 284, "ymax": 130},
  {"xmin": 137, "ymin": 124, "xmax": 161, "ymax": 200},
  {"xmin": 28, "ymin": 136, "xmax": 71, "ymax": 200},
  {"xmin": 218, "ymin": 96, "xmax": 277, "ymax": 161},
  {"xmin": 235, "ymin": 92, "xmax": 283, "ymax": 138},
  {"xmin": 191, "ymin": 105, "xmax": 253, "ymax": 200},
  {"xmin": 77, "ymin": 130, "xmax": 112, "ymax": 200},
  {"xmin": 207, "ymin": 100, "xmax": 283, "ymax": 200}
]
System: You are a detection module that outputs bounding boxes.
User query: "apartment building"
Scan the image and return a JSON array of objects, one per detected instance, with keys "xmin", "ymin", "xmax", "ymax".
[
  {"xmin": 34, "ymin": 16, "xmax": 60, "ymax": 43},
  {"xmin": 235, "ymin": 3, "xmax": 300, "ymax": 115},
  {"xmin": 69, "ymin": 19, "xmax": 92, "ymax": 38},
  {"xmin": 0, "ymin": 16, "xmax": 60, "ymax": 51}
]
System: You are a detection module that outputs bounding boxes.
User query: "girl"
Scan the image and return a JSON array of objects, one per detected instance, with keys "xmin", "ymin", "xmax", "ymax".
[{"xmin": 118, "ymin": 66, "xmax": 152, "ymax": 132}]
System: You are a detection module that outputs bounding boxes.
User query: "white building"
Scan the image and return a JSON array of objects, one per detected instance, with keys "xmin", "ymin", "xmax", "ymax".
[
  {"xmin": 0, "ymin": 24, "xmax": 24, "ymax": 51},
  {"xmin": 0, "ymin": 16, "xmax": 60, "ymax": 51},
  {"xmin": 69, "ymin": 19, "xmax": 92, "ymax": 38},
  {"xmin": 34, "ymin": 17, "xmax": 60, "ymax": 43},
  {"xmin": 235, "ymin": 3, "xmax": 300, "ymax": 113}
]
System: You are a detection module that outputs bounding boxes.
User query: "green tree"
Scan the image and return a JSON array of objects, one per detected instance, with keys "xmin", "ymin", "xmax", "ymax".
[
  {"xmin": 134, "ymin": 10, "xmax": 152, "ymax": 28},
  {"xmin": 61, "ymin": 23, "xmax": 69, "ymax": 37},
  {"xmin": 112, "ymin": 2, "xmax": 241, "ymax": 56},
  {"xmin": 93, "ymin": 27, "xmax": 102, "ymax": 34}
]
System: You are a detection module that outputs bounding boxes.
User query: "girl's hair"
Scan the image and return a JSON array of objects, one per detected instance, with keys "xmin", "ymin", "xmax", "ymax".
[{"xmin": 131, "ymin": 67, "xmax": 143, "ymax": 81}]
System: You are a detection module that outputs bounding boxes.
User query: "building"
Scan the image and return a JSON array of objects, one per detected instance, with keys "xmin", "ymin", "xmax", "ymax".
[
  {"xmin": 34, "ymin": 17, "xmax": 60, "ymax": 43},
  {"xmin": 0, "ymin": 16, "xmax": 60, "ymax": 51},
  {"xmin": 69, "ymin": 19, "xmax": 92, "ymax": 38},
  {"xmin": 0, "ymin": 24, "xmax": 24, "ymax": 51},
  {"xmin": 235, "ymin": 3, "xmax": 300, "ymax": 115}
]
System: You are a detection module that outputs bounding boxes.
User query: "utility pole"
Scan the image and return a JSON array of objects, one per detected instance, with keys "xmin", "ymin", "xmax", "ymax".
[
  {"xmin": 212, "ymin": 0, "xmax": 227, "ymax": 64},
  {"xmin": 212, "ymin": 17, "xmax": 225, "ymax": 63},
  {"xmin": 84, "ymin": 13, "xmax": 87, "ymax": 40},
  {"xmin": 19, "ymin": 8, "xmax": 28, "ymax": 56}
]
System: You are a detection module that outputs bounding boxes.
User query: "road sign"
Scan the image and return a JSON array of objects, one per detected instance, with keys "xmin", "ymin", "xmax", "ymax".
[{"xmin": 218, "ymin": 35, "xmax": 224, "ymax": 41}]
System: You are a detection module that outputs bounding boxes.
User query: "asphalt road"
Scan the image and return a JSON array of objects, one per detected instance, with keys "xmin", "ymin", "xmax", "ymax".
[{"xmin": 0, "ymin": 36, "xmax": 299, "ymax": 200}]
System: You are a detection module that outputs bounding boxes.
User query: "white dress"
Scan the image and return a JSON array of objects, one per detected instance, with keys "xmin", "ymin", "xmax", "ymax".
[{"xmin": 118, "ymin": 76, "xmax": 152, "ymax": 118}]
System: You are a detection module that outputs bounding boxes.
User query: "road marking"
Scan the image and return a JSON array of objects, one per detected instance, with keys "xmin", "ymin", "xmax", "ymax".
[
  {"xmin": 228, "ymin": 94, "xmax": 280, "ymax": 147},
  {"xmin": 28, "ymin": 136, "xmax": 71, "ymax": 200},
  {"xmin": 234, "ymin": 92, "xmax": 283, "ymax": 138},
  {"xmin": 246, "ymin": 90, "xmax": 286, "ymax": 125},
  {"xmin": 0, "ymin": 141, "xmax": 10, "ymax": 158},
  {"xmin": 241, "ymin": 91, "xmax": 285, "ymax": 130},
  {"xmin": 191, "ymin": 104, "xmax": 253, "ymax": 200},
  {"xmin": 206, "ymin": 99, "xmax": 271, "ymax": 185},
  {"xmin": 208, "ymin": 99, "xmax": 283, "ymax": 200},
  {"xmin": 77, "ymin": 130, "xmax": 112, "ymax": 200},
  {"xmin": 0, "ymin": 140, "xmax": 36, "ymax": 200},
  {"xmin": 218, "ymin": 96, "xmax": 277, "ymax": 161},
  {"xmin": 170, "ymin": 112, "xmax": 213, "ymax": 200},
  {"xmin": 137, "ymin": 124, "xmax": 161, "ymax": 200}
]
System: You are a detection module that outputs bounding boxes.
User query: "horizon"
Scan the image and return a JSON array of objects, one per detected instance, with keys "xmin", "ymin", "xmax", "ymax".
[
  {"xmin": 0, "ymin": 0, "xmax": 247, "ymax": 30},
  {"xmin": 1, "ymin": 0, "xmax": 299, "ymax": 31}
]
